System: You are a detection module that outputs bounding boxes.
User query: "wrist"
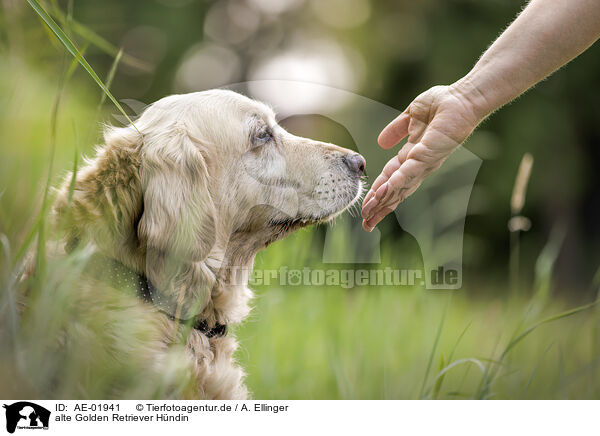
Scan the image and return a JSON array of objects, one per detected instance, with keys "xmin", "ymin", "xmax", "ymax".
[{"xmin": 450, "ymin": 74, "xmax": 498, "ymax": 122}]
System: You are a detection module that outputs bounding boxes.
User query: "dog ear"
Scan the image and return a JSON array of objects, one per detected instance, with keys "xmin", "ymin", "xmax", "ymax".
[{"xmin": 138, "ymin": 126, "xmax": 217, "ymax": 266}]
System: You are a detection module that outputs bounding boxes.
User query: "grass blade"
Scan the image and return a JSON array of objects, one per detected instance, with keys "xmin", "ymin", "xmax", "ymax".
[
  {"xmin": 0, "ymin": 234, "xmax": 19, "ymax": 348},
  {"xmin": 533, "ymin": 222, "xmax": 567, "ymax": 305},
  {"xmin": 96, "ymin": 48, "xmax": 123, "ymax": 113},
  {"xmin": 67, "ymin": 122, "xmax": 79, "ymax": 206},
  {"xmin": 431, "ymin": 358, "xmax": 489, "ymax": 399},
  {"xmin": 419, "ymin": 296, "xmax": 450, "ymax": 398},
  {"xmin": 432, "ymin": 321, "xmax": 471, "ymax": 399},
  {"xmin": 432, "ymin": 353, "xmax": 446, "ymax": 399},
  {"xmin": 521, "ymin": 343, "xmax": 554, "ymax": 399}
]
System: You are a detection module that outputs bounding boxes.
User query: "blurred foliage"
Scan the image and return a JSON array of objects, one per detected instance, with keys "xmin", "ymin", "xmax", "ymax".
[{"xmin": 1, "ymin": 0, "xmax": 600, "ymax": 399}]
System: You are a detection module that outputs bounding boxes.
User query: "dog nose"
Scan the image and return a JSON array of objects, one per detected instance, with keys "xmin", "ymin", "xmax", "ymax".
[{"xmin": 344, "ymin": 154, "xmax": 366, "ymax": 176}]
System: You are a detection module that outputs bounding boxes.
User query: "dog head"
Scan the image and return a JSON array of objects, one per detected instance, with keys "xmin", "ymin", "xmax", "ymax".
[{"xmin": 113, "ymin": 90, "xmax": 363, "ymax": 260}]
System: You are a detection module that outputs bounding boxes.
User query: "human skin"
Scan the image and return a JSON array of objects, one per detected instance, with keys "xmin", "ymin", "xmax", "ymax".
[{"xmin": 361, "ymin": 0, "xmax": 600, "ymax": 232}]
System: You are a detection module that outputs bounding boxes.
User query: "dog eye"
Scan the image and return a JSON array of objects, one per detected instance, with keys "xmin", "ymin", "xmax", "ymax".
[{"xmin": 254, "ymin": 128, "xmax": 273, "ymax": 145}]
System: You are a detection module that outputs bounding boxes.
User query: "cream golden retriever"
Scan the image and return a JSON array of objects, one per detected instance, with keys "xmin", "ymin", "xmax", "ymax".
[{"xmin": 46, "ymin": 89, "xmax": 365, "ymax": 399}]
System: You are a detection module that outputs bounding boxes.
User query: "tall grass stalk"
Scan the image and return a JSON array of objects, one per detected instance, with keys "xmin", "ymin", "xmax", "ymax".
[
  {"xmin": 509, "ymin": 153, "xmax": 534, "ymax": 294},
  {"xmin": 533, "ymin": 222, "xmax": 566, "ymax": 307},
  {"xmin": 96, "ymin": 48, "xmax": 123, "ymax": 114}
]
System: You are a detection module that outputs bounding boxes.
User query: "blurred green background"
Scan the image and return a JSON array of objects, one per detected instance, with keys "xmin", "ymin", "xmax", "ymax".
[{"xmin": 1, "ymin": 0, "xmax": 600, "ymax": 399}]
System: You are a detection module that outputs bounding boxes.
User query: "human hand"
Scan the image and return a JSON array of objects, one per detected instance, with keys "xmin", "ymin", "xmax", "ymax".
[{"xmin": 361, "ymin": 85, "xmax": 482, "ymax": 231}]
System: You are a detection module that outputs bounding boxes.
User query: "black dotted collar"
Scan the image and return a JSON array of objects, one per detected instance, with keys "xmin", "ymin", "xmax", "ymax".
[{"xmin": 91, "ymin": 255, "xmax": 227, "ymax": 338}]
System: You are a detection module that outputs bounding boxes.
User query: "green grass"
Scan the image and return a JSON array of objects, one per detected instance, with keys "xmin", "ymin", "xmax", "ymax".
[
  {"xmin": 1, "ymin": 4, "xmax": 600, "ymax": 400},
  {"xmin": 234, "ymin": 231, "xmax": 600, "ymax": 399}
]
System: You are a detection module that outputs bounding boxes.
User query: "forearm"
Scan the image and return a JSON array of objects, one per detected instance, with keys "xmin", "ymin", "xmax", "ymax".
[{"xmin": 453, "ymin": 0, "xmax": 600, "ymax": 120}]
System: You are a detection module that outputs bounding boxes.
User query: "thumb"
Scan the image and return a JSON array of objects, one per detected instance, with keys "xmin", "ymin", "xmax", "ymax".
[{"xmin": 378, "ymin": 111, "xmax": 410, "ymax": 149}]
